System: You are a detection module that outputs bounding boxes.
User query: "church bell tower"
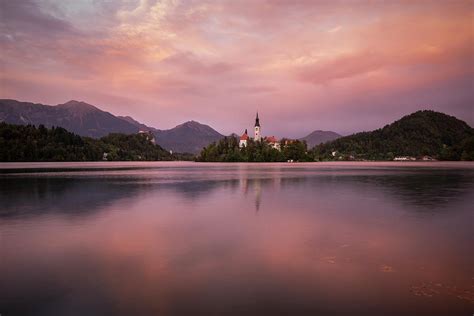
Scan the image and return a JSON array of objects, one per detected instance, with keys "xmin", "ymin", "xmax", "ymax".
[{"xmin": 254, "ymin": 112, "xmax": 261, "ymax": 141}]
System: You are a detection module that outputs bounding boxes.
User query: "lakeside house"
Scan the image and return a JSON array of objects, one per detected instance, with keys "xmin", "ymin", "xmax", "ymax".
[
  {"xmin": 265, "ymin": 136, "xmax": 281, "ymax": 150},
  {"xmin": 394, "ymin": 156, "xmax": 416, "ymax": 161},
  {"xmin": 394, "ymin": 156, "xmax": 436, "ymax": 161}
]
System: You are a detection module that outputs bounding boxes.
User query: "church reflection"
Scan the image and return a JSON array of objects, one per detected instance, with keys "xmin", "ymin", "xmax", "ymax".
[
  {"xmin": 239, "ymin": 175, "xmax": 283, "ymax": 212},
  {"xmin": 1, "ymin": 165, "xmax": 473, "ymax": 316},
  {"xmin": 0, "ymin": 167, "xmax": 472, "ymax": 220}
]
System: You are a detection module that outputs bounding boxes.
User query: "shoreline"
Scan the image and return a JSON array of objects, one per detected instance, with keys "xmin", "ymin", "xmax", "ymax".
[{"xmin": 1, "ymin": 160, "xmax": 473, "ymax": 171}]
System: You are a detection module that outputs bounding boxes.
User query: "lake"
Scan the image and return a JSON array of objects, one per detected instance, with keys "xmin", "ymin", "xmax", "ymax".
[{"xmin": 0, "ymin": 162, "xmax": 473, "ymax": 315}]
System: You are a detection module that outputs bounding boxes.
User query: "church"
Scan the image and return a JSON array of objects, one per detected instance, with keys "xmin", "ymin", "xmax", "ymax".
[{"xmin": 239, "ymin": 113, "xmax": 281, "ymax": 150}]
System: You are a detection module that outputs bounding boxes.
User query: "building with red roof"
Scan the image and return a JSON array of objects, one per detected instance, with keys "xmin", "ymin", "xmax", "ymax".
[
  {"xmin": 264, "ymin": 136, "xmax": 281, "ymax": 150},
  {"xmin": 239, "ymin": 129, "xmax": 249, "ymax": 147},
  {"xmin": 239, "ymin": 113, "xmax": 281, "ymax": 150}
]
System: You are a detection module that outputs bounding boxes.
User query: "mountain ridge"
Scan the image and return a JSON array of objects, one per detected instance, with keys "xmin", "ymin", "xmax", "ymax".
[
  {"xmin": 0, "ymin": 99, "xmax": 225, "ymax": 154},
  {"xmin": 300, "ymin": 130, "xmax": 342, "ymax": 148},
  {"xmin": 117, "ymin": 115, "xmax": 225, "ymax": 153},
  {"xmin": 312, "ymin": 110, "xmax": 474, "ymax": 161},
  {"xmin": 153, "ymin": 120, "xmax": 224, "ymax": 154},
  {"xmin": 0, "ymin": 99, "xmax": 138, "ymax": 138}
]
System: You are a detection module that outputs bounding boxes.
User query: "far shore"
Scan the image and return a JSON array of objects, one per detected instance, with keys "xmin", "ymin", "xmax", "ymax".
[{"xmin": 1, "ymin": 160, "xmax": 473, "ymax": 171}]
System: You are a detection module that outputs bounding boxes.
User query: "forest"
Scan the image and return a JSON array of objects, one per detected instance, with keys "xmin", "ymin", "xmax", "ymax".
[
  {"xmin": 196, "ymin": 137, "xmax": 312, "ymax": 162},
  {"xmin": 198, "ymin": 111, "xmax": 474, "ymax": 162},
  {"xmin": 0, "ymin": 123, "xmax": 173, "ymax": 161},
  {"xmin": 311, "ymin": 110, "xmax": 474, "ymax": 161}
]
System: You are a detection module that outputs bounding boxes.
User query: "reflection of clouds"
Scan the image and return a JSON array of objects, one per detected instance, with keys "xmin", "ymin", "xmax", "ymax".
[{"xmin": 1, "ymin": 166, "xmax": 473, "ymax": 315}]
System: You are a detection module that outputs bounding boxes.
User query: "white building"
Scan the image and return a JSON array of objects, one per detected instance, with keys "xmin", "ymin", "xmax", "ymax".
[
  {"xmin": 394, "ymin": 156, "xmax": 416, "ymax": 161},
  {"xmin": 265, "ymin": 136, "xmax": 281, "ymax": 150},
  {"xmin": 239, "ymin": 112, "xmax": 281, "ymax": 150},
  {"xmin": 254, "ymin": 112, "xmax": 261, "ymax": 142},
  {"xmin": 239, "ymin": 129, "xmax": 249, "ymax": 148}
]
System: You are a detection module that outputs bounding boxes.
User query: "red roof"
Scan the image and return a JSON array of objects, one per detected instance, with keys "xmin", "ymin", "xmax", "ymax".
[
  {"xmin": 265, "ymin": 136, "xmax": 278, "ymax": 143},
  {"xmin": 240, "ymin": 132, "xmax": 249, "ymax": 141}
]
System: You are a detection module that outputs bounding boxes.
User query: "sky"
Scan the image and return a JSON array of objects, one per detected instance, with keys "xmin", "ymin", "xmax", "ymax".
[{"xmin": 0, "ymin": 0, "xmax": 473, "ymax": 137}]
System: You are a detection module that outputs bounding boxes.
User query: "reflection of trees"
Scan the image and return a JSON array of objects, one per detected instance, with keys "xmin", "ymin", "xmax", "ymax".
[
  {"xmin": 163, "ymin": 179, "xmax": 239, "ymax": 200},
  {"xmin": 0, "ymin": 176, "xmax": 241, "ymax": 219},
  {"xmin": 1, "ymin": 168, "xmax": 472, "ymax": 219},
  {"xmin": 0, "ymin": 177, "xmax": 145, "ymax": 218},
  {"xmin": 277, "ymin": 170, "xmax": 474, "ymax": 211},
  {"xmin": 340, "ymin": 171, "xmax": 474, "ymax": 210}
]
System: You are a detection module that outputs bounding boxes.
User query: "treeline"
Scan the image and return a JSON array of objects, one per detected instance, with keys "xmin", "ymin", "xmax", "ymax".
[
  {"xmin": 197, "ymin": 110, "xmax": 474, "ymax": 162},
  {"xmin": 0, "ymin": 123, "xmax": 174, "ymax": 161},
  {"xmin": 196, "ymin": 137, "xmax": 312, "ymax": 162},
  {"xmin": 311, "ymin": 110, "xmax": 474, "ymax": 161},
  {"xmin": 3, "ymin": 109, "xmax": 473, "ymax": 162}
]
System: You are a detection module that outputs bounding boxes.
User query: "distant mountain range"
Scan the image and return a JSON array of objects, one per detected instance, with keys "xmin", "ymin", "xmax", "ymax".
[
  {"xmin": 300, "ymin": 130, "xmax": 341, "ymax": 148},
  {"xmin": 312, "ymin": 110, "xmax": 474, "ymax": 161},
  {"xmin": 0, "ymin": 99, "xmax": 224, "ymax": 154},
  {"xmin": 0, "ymin": 99, "xmax": 137, "ymax": 138},
  {"xmin": 1, "ymin": 99, "xmax": 472, "ymax": 161},
  {"xmin": 121, "ymin": 116, "xmax": 224, "ymax": 154},
  {"xmin": 1, "ymin": 99, "xmax": 342, "ymax": 154}
]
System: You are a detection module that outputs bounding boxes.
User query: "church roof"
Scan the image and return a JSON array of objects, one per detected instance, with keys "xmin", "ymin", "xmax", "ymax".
[
  {"xmin": 240, "ymin": 129, "xmax": 249, "ymax": 140},
  {"xmin": 265, "ymin": 136, "xmax": 278, "ymax": 143}
]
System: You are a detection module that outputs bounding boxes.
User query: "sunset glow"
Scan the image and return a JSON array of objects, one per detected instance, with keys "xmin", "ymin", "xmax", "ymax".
[{"xmin": 1, "ymin": 0, "xmax": 472, "ymax": 136}]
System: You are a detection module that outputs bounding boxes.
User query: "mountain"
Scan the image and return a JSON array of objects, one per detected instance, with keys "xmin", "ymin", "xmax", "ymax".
[
  {"xmin": 312, "ymin": 110, "xmax": 474, "ymax": 161},
  {"xmin": 0, "ymin": 99, "xmax": 138, "ymax": 138},
  {"xmin": 153, "ymin": 121, "xmax": 224, "ymax": 154},
  {"xmin": 117, "ymin": 115, "xmax": 157, "ymax": 132},
  {"xmin": 300, "ymin": 130, "xmax": 341, "ymax": 148},
  {"xmin": 0, "ymin": 99, "xmax": 225, "ymax": 154},
  {"xmin": 118, "ymin": 116, "xmax": 225, "ymax": 154}
]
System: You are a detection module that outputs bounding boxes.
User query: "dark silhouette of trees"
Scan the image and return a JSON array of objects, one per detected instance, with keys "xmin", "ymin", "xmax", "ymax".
[
  {"xmin": 312, "ymin": 110, "xmax": 473, "ymax": 161},
  {"xmin": 196, "ymin": 137, "xmax": 310, "ymax": 162},
  {"xmin": 0, "ymin": 123, "xmax": 172, "ymax": 161}
]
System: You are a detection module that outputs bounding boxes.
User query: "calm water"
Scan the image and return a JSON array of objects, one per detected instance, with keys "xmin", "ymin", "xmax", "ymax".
[{"xmin": 0, "ymin": 162, "xmax": 473, "ymax": 315}]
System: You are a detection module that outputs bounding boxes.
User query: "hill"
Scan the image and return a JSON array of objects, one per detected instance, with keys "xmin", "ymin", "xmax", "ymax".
[
  {"xmin": 312, "ymin": 110, "xmax": 474, "ymax": 161},
  {"xmin": 0, "ymin": 99, "xmax": 225, "ymax": 154},
  {"xmin": 300, "ymin": 130, "xmax": 341, "ymax": 148},
  {"xmin": 153, "ymin": 121, "xmax": 224, "ymax": 154},
  {"xmin": 0, "ymin": 122, "xmax": 172, "ymax": 162},
  {"xmin": 118, "ymin": 116, "xmax": 225, "ymax": 154},
  {"xmin": 0, "ymin": 99, "xmax": 139, "ymax": 138}
]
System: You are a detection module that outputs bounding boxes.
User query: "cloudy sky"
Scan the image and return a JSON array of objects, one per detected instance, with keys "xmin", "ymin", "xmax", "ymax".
[{"xmin": 0, "ymin": 0, "xmax": 472, "ymax": 137}]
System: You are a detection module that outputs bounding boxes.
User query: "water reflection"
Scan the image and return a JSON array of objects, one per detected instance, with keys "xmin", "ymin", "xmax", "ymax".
[
  {"xmin": 1, "ymin": 167, "xmax": 472, "ymax": 218},
  {"xmin": 0, "ymin": 163, "xmax": 473, "ymax": 315}
]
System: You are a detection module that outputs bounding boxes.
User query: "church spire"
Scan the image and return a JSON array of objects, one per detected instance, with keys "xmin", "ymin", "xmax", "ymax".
[
  {"xmin": 254, "ymin": 111, "xmax": 261, "ymax": 141},
  {"xmin": 254, "ymin": 112, "xmax": 260, "ymax": 127}
]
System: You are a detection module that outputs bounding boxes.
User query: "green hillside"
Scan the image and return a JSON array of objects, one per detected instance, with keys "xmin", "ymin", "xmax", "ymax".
[
  {"xmin": 0, "ymin": 123, "xmax": 172, "ymax": 162},
  {"xmin": 312, "ymin": 110, "xmax": 474, "ymax": 161}
]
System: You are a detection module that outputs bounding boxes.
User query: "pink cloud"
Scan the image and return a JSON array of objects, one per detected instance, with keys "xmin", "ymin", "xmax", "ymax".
[{"xmin": 0, "ymin": 0, "xmax": 472, "ymax": 135}]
